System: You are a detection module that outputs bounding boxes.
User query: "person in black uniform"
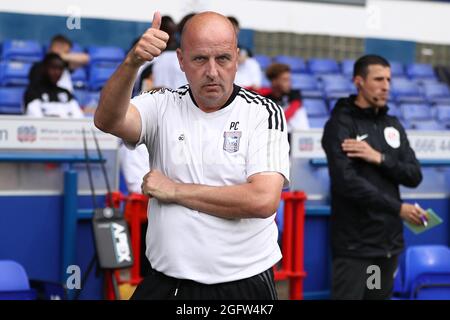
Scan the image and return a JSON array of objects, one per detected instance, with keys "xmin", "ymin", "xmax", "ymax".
[{"xmin": 321, "ymin": 54, "xmax": 426, "ymax": 300}]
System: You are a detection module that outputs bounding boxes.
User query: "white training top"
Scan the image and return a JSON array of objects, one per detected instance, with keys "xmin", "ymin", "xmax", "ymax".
[{"xmin": 129, "ymin": 84, "xmax": 290, "ymax": 284}]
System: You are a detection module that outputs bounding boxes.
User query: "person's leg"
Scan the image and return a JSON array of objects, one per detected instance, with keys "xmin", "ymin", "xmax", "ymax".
[
  {"xmin": 364, "ymin": 255, "xmax": 399, "ymax": 300},
  {"xmin": 331, "ymin": 256, "xmax": 371, "ymax": 300}
]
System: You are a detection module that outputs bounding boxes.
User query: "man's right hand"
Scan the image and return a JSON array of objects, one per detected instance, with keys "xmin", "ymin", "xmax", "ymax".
[
  {"xmin": 400, "ymin": 203, "xmax": 427, "ymax": 225},
  {"xmin": 126, "ymin": 12, "xmax": 169, "ymax": 67}
]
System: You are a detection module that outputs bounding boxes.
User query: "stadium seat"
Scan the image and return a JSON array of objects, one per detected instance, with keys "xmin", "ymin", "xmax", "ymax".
[
  {"xmin": 254, "ymin": 55, "xmax": 272, "ymax": 70},
  {"xmin": 88, "ymin": 65, "xmax": 117, "ymax": 90},
  {"xmin": 308, "ymin": 58, "xmax": 339, "ymax": 75},
  {"xmin": 303, "ymin": 98, "xmax": 328, "ymax": 117},
  {"xmin": 0, "ymin": 86, "xmax": 25, "ymax": 114},
  {"xmin": 410, "ymin": 120, "xmax": 444, "ymax": 130},
  {"xmin": 423, "ymin": 83, "xmax": 450, "ymax": 101},
  {"xmin": 321, "ymin": 74, "xmax": 353, "ymax": 94},
  {"xmin": 399, "ymin": 103, "xmax": 432, "ymax": 121},
  {"xmin": 290, "ymin": 74, "xmax": 322, "ymax": 98},
  {"xmin": 0, "ymin": 61, "xmax": 32, "ymax": 86},
  {"xmin": 1, "ymin": 39, "xmax": 43, "ymax": 62},
  {"xmin": 404, "ymin": 245, "xmax": 450, "ymax": 299},
  {"xmin": 71, "ymin": 68, "xmax": 88, "ymax": 89},
  {"xmin": 435, "ymin": 104, "xmax": 450, "ymax": 128},
  {"xmin": 389, "ymin": 61, "xmax": 405, "ymax": 77},
  {"xmin": 308, "ymin": 116, "xmax": 329, "ymax": 128},
  {"xmin": 274, "ymin": 55, "xmax": 306, "ymax": 73},
  {"xmin": 391, "ymin": 78, "xmax": 424, "ymax": 103},
  {"xmin": 88, "ymin": 46, "xmax": 125, "ymax": 66},
  {"xmin": 406, "ymin": 63, "xmax": 436, "ymax": 80},
  {"xmin": 340, "ymin": 59, "xmax": 355, "ymax": 78},
  {"xmin": 0, "ymin": 260, "xmax": 36, "ymax": 300}
]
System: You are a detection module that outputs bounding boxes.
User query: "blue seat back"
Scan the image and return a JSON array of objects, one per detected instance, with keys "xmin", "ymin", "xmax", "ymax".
[
  {"xmin": 254, "ymin": 55, "xmax": 272, "ymax": 70},
  {"xmin": 1, "ymin": 40, "xmax": 43, "ymax": 62},
  {"xmin": 0, "ymin": 86, "xmax": 25, "ymax": 114},
  {"xmin": 400, "ymin": 103, "xmax": 432, "ymax": 121},
  {"xmin": 308, "ymin": 58, "xmax": 339, "ymax": 74},
  {"xmin": 0, "ymin": 61, "xmax": 32, "ymax": 86},
  {"xmin": 274, "ymin": 55, "xmax": 306, "ymax": 73},
  {"xmin": 303, "ymin": 98, "xmax": 328, "ymax": 117},
  {"xmin": 404, "ymin": 245, "xmax": 450, "ymax": 298},
  {"xmin": 407, "ymin": 63, "xmax": 436, "ymax": 79}
]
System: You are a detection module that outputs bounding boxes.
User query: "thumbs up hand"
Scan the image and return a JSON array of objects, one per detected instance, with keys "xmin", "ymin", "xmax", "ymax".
[{"xmin": 126, "ymin": 12, "xmax": 169, "ymax": 67}]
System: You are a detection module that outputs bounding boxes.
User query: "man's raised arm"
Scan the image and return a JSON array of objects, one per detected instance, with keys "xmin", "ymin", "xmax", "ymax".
[{"xmin": 94, "ymin": 12, "xmax": 169, "ymax": 144}]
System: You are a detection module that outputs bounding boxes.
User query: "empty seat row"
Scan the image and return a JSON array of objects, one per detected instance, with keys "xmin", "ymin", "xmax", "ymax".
[
  {"xmin": 1, "ymin": 39, "xmax": 125, "ymax": 67},
  {"xmin": 255, "ymin": 54, "xmax": 438, "ymax": 80}
]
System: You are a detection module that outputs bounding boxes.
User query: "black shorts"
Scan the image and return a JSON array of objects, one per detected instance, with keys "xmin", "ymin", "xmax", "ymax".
[{"xmin": 131, "ymin": 266, "xmax": 278, "ymax": 300}]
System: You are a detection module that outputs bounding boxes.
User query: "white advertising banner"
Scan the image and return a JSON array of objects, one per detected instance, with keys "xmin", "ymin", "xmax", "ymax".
[
  {"xmin": 0, "ymin": 116, "xmax": 119, "ymax": 150},
  {"xmin": 292, "ymin": 129, "xmax": 450, "ymax": 160}
]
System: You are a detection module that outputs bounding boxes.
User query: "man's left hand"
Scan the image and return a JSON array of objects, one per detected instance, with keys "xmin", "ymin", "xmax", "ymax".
[
  {"xmin": 342, "ymin": 139, "xmax": 382, "ymax": 165},
  {"xmin": 141, "ymin": 170, "xmax": 177, "ymax": 202}
]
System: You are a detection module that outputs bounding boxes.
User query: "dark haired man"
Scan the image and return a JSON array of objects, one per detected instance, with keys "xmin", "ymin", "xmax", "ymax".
[{"xmin": 322, "ymin": 54, "xmax": 424, "ymax": 300}]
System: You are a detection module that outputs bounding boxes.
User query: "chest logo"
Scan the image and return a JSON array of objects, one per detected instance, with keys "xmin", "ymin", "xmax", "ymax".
[
  {"xmin": 223, "ymin": 131, "xmax": 242, "ymax": 153},
  {"xmin": 384, "ymin": 127, "xmax": 400, "ymax": 149}
]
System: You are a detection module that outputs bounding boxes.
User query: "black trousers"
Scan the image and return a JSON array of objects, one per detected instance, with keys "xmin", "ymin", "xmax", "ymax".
[
  {"xmin": 331, "ymin": 255, "xmax": 399, "ymax": 300},
  {"xmin": 131, "ymin": 267, "xmax": 278, "ymax": 300}
]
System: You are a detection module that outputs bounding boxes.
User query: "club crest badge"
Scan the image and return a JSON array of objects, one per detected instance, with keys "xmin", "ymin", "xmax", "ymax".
[
  {"xmin": 384, "ymin": 127, "xmax": 400, "ymax": 149},
  {"xmin": 223, "ymin": 131, "xmax": 242, "ymax": 153}
]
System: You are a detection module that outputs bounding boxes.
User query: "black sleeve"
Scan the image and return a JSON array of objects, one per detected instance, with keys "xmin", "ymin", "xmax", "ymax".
[
  {"xmin": 321, "ymin": 115, "xmax": 402, "ymax": 215},
  {"xmin": 379, "ymin": 119, "xmax": 423, "ymax": 188}
]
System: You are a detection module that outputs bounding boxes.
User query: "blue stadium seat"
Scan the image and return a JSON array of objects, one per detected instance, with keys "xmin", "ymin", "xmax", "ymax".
[
  {"xmin": 392, "ymin": 266, "xmax": 404, "ymax": 298},
  {"xmin": 436, "ymin": 104, "xmax": 450, "ymax": 128},
  {"xmin": 391, "ymin": 78, "xmax": 424, "ymax": 103},
  {"xmin": 0, "ymin": 260, "xmax": 36, "ymax": 300},
  {"xmin": 0, "ymin": 61, "xmax": 32, "ymax": 86},
  {"xmin": 308, "ymin": 58, "xmax": 339, "ymax": 75},
  {"xmin": 340, "ymin": 59, "xmax": 355, "ymax": 78},
  {"xmin": 0, "ymin": 86, "xmax": 25, "ymax": 114},
  {"xmin": 303, "ymin": 98, "xmax": 328, "ymax": 117},
  {"xmin": 423, "ymin": 83, "xmax": 450, "ymax": 101},
  {"xmin": 71, "ymin": 68, "xmax": 87, "ymax": 89},
  {"xmin": 389, "ymin": 61, "xmax": 405, "ymax": 77},
  {"xmin": 88, "ymin": 65, "xmax": 117, "ymax": 90},
  {"xmin": 410, "ymin": 120, "xmax": 444, "ymax": 130},
  {"xmin": 399, "ymin": 103, "xmax": 432, "ymax": 121},
  {"xmin": 404, "ymin": 245, "xmax": 450, "ymax": 299},
  {"xmin": 406, "ymin": 63, "xmax": 436, "ymax": 79},
  {"xmin": 274, "ymin": 55, "xmax": 306, "ymax": 73},
  {"xmin": 308, "ymin": 116, "xmax": 329, "ymax": 128},
  {"xmin": 388, "ymin": 102, "xmax": 400, "ymax": 117},
  {"xmin": 88, "ymin": 46, "xmax": 125, "ymax": 66},
  {"xmin": 290, "ymin": 74, "xmax": 322, "ymax": 98},
  {"xmin": 254, "ymin": 55, "xmax": 272, "ymax": 70},
  {"xmin": 1, "ymin": 40, "xmax": 43, "ymax": 62},
  {"xmin": 321, "ymin": 74, "xmax": 353, "ymax": 94}
]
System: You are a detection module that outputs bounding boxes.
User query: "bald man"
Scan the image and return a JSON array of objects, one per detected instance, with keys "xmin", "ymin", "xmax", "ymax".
[{"xmin": 95, "ymin": 11, "xmax": 289, "ymax": 300}]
